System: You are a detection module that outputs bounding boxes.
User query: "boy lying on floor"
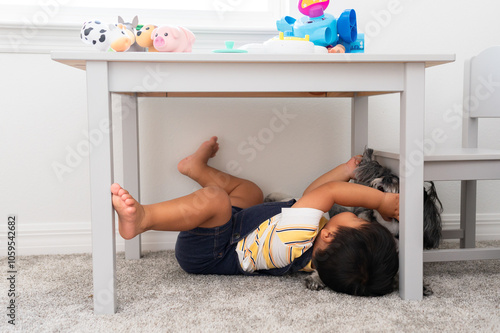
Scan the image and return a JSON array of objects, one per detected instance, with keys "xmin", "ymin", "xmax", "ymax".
[{"xmin": 111, "ymin": 136, "xmax": 399, "ymax": 296}]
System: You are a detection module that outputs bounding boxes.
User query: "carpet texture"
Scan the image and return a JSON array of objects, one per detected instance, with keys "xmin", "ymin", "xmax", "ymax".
[{"xmin": 2, "ymin": 241, "xmax": 499, "ymax": 332}]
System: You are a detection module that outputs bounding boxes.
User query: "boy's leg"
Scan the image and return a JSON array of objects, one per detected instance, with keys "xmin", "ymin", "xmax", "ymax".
[
  {"xmin": 112, "ymin": 136, "xmax": 263, "ymax": 240},
  {"xmin": 112, "ymin": 184, "xmax": 233, "ymax": 239},
  {"xmin": 302, "ymin": 155, "xmax": 362, "ymax": 196},
  {"xmin": 177, "ymin": 136, "xmax": 263, "ymax": 209}
]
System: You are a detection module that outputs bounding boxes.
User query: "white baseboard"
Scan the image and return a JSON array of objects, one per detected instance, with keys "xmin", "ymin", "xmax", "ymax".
[
  {"xmin": 441, "ymin": 213, "xmax": 500, "ymax": 241},
  {"xmin": 0, "ymin": 222, "xmax": 178, "ymax": 256},
  {"xmin": 1, "ymin": 213, "xmax": 499, "ymax": 256}
]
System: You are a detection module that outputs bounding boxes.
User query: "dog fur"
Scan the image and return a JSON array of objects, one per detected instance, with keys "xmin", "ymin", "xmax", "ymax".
[{"xmin": 348, "ymin": 148, "xmax": 443, "ymax": 250}]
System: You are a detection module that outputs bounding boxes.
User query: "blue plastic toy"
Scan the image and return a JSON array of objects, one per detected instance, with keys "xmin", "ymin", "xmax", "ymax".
[
  {"xmin": 276, "ymin": 0, "xmax": 358, "ymax": 53},
  {"xmin": 350, "ymin": 33, "xmax": 364, "ymax": 53}
]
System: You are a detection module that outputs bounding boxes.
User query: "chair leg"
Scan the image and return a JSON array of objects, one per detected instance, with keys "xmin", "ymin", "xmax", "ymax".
[{"xmin": 460, "ymin": 180, "xmax": 477, "ymax": 249}]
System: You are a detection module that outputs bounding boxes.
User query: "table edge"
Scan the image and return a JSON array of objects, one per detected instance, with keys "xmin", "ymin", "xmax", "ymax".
[{"xmin": 51, "ymin": 51, "xmax": 455, "ymax": 71}]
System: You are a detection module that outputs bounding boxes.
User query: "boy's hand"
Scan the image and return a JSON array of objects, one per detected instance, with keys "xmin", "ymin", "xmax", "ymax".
[
  {"xmin": 344, "ymin": 155, "xmax": 362, "ymax": 180},
  {"xmin": 376, "ymin": 193, "xmax": 399, "ymax": 221}
]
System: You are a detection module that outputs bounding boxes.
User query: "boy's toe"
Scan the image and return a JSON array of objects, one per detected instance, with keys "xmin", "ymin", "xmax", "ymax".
[
  {"xmin": 118, "ymin": 188, "xmax": 129, "ymax": 196},
  {"xmin": 111, "ymin": 183, "xmax": 121, "ymax": 195}
]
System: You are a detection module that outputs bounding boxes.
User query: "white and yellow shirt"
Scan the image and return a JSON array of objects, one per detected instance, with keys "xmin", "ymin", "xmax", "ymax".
[{"xmin": 235, "ymin": 208, "xmax": 328, "ymax": 273}]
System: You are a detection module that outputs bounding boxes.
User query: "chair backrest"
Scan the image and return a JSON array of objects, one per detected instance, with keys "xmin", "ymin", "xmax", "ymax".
[{"xmin": 462, "ymin": 46, "xmax": 500, "ymax": 147}]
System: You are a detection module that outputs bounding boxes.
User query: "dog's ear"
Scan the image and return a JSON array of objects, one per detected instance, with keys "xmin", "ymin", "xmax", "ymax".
[
  {"xmin": 424, "ymin": 181, "xmax": 443, "ymax": 211},
  {"xmin": 423, "ymin": 181, "xmax": 443, "ymax": 249},
  {"xmin": 364, "ymin": 148, "xmax": 374, "ymax": 161}
]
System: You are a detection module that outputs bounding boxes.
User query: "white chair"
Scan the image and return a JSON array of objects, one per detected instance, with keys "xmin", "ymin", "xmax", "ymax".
[{"xmin": 375, "ymin": 46, "xmax": 500, "ymax": 262}]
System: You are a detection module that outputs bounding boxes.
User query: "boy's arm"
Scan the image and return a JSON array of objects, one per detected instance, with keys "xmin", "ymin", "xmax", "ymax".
[
  {"xmin": 302, "ymin": 156, "xmax": 361, "ymax": 196},
  {"xmin": 293, "ymin": 181, "xmax": 399, "ymax": 220}
]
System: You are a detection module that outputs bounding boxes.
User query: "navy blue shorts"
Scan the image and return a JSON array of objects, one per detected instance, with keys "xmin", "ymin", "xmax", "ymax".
[{"xmin": 175, "ymin": 200, "xmax": 296, "ymax": 275}]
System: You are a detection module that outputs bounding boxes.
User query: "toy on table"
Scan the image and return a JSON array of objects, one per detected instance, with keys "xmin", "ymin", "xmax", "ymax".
[
  {"xmin": 136, "ymin": 24, "xmax": 159, "ymax": 52},
  {"xmin": 213, "ymin": 41, "xmax": 248, "ymax": 53},
  {"xmin": 276, "ymin": 0, "xmax": 359, "ymax": 53},
  {"xmin": 117, "ymin": 16, "xmax": 144, "ymax": 52},
  {"xmin": 348, "ymin": 33, "xmax": 364, "ymax": 53},
  {"xmin": 264, "ymin": 32, "xmax": 328, "ymax": 53},
  {"xmin": 152, "ymin": 26, "xmax": 195, "ymax": 52},
  {"xmin": 240, "ymin": 33, "xmax": 327, "ymax": 54},
  {"xmin": 80, "ymin": 20, "xmax": 132, "ymax": 52}
]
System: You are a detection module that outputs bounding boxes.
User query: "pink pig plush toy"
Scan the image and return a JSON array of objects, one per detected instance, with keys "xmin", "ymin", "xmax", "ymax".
[{"xmin": 152, "ymin": 26, "xmax": 195, "ymax": 52}]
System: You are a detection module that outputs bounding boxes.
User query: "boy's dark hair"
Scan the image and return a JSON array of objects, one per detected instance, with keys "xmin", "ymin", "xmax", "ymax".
[{"xmin": 313, "ymin": 222, "xmax": 399, "ymax": 297}]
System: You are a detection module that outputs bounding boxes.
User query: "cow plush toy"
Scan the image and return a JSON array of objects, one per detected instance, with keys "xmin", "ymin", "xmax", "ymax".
[{"xmin": 80, "ymin": 20, "xmax": 132, "ymax": 52}]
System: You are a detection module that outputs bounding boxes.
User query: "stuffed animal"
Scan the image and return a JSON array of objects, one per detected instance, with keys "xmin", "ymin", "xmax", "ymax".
[
  {"xmin": 152, "ymin": 25, "xmax": 195, "ymax": 52},
  {"xmin": 80, "ymin": 20, "xmax": 132, "ymax": 52},
  {"xmin": 136, "ymin": 24, "xmax": 158, "ymax": 52},
  {"xmin": 117, "ymin": 16, "xmax": 144, "ymax": 52}
]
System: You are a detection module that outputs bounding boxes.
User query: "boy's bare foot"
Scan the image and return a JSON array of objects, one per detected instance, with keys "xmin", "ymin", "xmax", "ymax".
[
  {"xmin": 111, "ymin": 183, "xmax": 147, "ymax": 240},
  {"xmin": 177, "ymin": 136, "xmax": 219, "ymax": 178}
]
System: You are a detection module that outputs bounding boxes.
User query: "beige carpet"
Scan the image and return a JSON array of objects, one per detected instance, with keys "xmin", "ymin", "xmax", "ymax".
[{"xmin": 2, "ymin": 241, "xmax": 500, "ymax": 332}]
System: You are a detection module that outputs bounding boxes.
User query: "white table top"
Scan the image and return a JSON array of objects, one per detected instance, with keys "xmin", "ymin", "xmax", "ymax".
[{"xmin": 51, "ymin": 51, "xmax": 455, "ymax": 71}]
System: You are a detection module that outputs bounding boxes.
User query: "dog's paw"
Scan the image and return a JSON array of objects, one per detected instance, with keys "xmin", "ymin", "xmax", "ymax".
[
  {"xmin": 423, "ymin": 281, "xmax": 434, "ymax": 296},
  {"xmin": 304, "ymin": 271, "xmax": 326, "ymax": 291}
]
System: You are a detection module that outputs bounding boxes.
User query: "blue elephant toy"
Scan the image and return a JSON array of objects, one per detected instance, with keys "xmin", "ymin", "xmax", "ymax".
[{"xmin": 276, "ymin": 0, "xmax": 358, "ymax": 53}]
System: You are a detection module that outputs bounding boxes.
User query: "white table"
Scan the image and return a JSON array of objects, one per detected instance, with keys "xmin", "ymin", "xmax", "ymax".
[{"xmin": 51, "ymin": 52, "xmax": 454, "ymax": 314}]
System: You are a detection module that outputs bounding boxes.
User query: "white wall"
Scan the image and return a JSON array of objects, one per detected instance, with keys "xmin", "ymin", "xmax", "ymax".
[{"xmin": 1, "ymin": 0, "xmax": 500, "ymax": 255}]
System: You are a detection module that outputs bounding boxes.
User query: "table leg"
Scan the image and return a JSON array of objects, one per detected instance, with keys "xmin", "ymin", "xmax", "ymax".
[
  {"xmin": 351, "ymin": 94, "xmax": 369, "ymax": 156},
  {"xmin": 117, "ymin": 93, "xmax": 142, "ymax": 260},
  {"xmin": 86, "ymin": 61, "xmax": 117, "ymax": 314},
  {"xmin": 399, "ymin": 63, "xmax": 425, "ymax": 300}
]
